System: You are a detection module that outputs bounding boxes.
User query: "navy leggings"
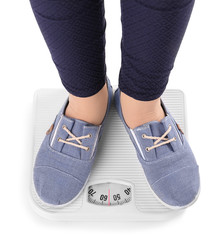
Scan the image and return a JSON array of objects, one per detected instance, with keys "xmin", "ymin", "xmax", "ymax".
[{"xmin": 30, "ymin": 0, "xmax": 195, "ymax": 101}]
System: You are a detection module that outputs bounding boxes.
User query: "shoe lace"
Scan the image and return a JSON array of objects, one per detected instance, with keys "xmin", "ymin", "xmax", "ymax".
[
  {"xmin": 142, "ymin": 124, "xmax": 176, "ymax": 152},
  {"xmin": 58, "ymin": 125, "xmax": 91, "ymax": 151}
]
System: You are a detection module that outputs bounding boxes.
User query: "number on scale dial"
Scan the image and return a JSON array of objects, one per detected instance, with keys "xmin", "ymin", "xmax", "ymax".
[{"xmin": 88, "ymin": 182, "xmax": 132, "ymax": 206}]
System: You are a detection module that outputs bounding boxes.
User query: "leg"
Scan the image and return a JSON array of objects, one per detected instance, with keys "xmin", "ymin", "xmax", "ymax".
[
  {"xmin": 119, "ymin": 0, "xmax": 195, "ymax": 128},
  {"xmin": 114, "ymin": 0, "xmax": 200, "ymax": 208},
  {"xmin": 30, "ymin": 0, "xmax": 114, "ymax": 206},
  {"xmin": 29, "ymin": 0, "xmax": 108, "ymax": 125}
]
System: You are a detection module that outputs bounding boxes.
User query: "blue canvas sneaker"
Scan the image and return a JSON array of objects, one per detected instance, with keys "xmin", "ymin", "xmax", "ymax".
[
  {"xmin": 115, "ymin": 88, "xmax": 200, "ymax": 209},
  {"xmin": 33, "ymin": 78, "xmax": 113, "ymax": 206}
]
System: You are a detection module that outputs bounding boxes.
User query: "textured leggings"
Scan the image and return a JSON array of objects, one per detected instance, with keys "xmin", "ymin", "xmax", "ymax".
[{"xmin": 30, "ymin": 0, "xmax": 195, "ymax": 101}]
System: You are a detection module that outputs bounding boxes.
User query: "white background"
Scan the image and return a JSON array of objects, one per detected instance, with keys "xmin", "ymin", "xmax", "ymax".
[{"xmin": 0, "ymin": 0, "xmax": 220, "ymax": 239}]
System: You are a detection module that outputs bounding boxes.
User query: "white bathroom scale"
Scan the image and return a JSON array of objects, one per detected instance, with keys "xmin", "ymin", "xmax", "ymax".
[{"xmin": 30, "ymin": 87, "xmax": 186, "ymax": 221}]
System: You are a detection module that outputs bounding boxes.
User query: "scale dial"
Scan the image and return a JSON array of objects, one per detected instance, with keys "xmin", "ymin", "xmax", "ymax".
[{"xmin": 88, "ymin": 182, "xmax": 132, "ymax": 206}]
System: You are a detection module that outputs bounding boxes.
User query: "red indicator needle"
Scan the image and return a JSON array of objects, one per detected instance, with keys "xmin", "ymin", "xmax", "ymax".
[{"xmin": 108, "ymin": 189, "xmax": 110, "ymax": 206}]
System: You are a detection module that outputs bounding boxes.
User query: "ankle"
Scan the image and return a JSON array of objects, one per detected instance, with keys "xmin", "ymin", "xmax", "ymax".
[
  {"xmin": 120, "ymin": 91, "xmax": 165, "ymax": 129},
  {"xmin": 65, "ymin": 83, "xmax": 108, "ymax": 125}
]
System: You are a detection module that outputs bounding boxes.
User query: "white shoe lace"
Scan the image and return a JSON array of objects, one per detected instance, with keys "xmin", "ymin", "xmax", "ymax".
[
  {"xmin": 58, "ymin": 125, "xmax": 91, "ymax": 151},
  {"xmin": 142, "ymin": 124, "xmax": 176, "ymax": 152}
]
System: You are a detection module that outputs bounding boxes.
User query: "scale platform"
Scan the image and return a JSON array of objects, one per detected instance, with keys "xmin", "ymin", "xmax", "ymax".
[{"xmin": 30, "ymin": 87, "xmax": 186, "ymax": 221}]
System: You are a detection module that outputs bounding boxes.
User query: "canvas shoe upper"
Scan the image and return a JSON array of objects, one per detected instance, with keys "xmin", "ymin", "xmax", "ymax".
[
  {"xmin": 33, "ymin": 78, "xmax": 113, "ymax": 206},
  {"xmin": 114, "ymin": 88, "xmax": 200, "ymax": 208}
]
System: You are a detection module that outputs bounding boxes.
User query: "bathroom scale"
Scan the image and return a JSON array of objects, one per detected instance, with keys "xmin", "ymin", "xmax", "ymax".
[{"xmin": 30, "ymin": 87, "xmax": 186, "ymax": 221}]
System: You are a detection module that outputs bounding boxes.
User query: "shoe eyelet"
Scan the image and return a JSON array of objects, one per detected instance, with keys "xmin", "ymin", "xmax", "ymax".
[
  {"xmin": 57, "ymin": 137, "xmax": 61, "ymax": 142},
  {"xmin": 174, "ymin": 137, "xmax": 176, "ymax": 141},
  {"xmin": 62, "ymin": 125, "xmax": 66, "ymax": 129},
  {"xmin": 142, "ymin": 134, "xmax": 146, "ymax": 138},
  {"xmin": 145, "ymin": 147, "xmax": 150, "ymax": 152},
  {"xmin": 88, "ymin": 134, "xmax": 92, "ymax": 138},
  {"xmin": 86, "ymin": 147, "xmax": 90, "ymax": 151}
]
